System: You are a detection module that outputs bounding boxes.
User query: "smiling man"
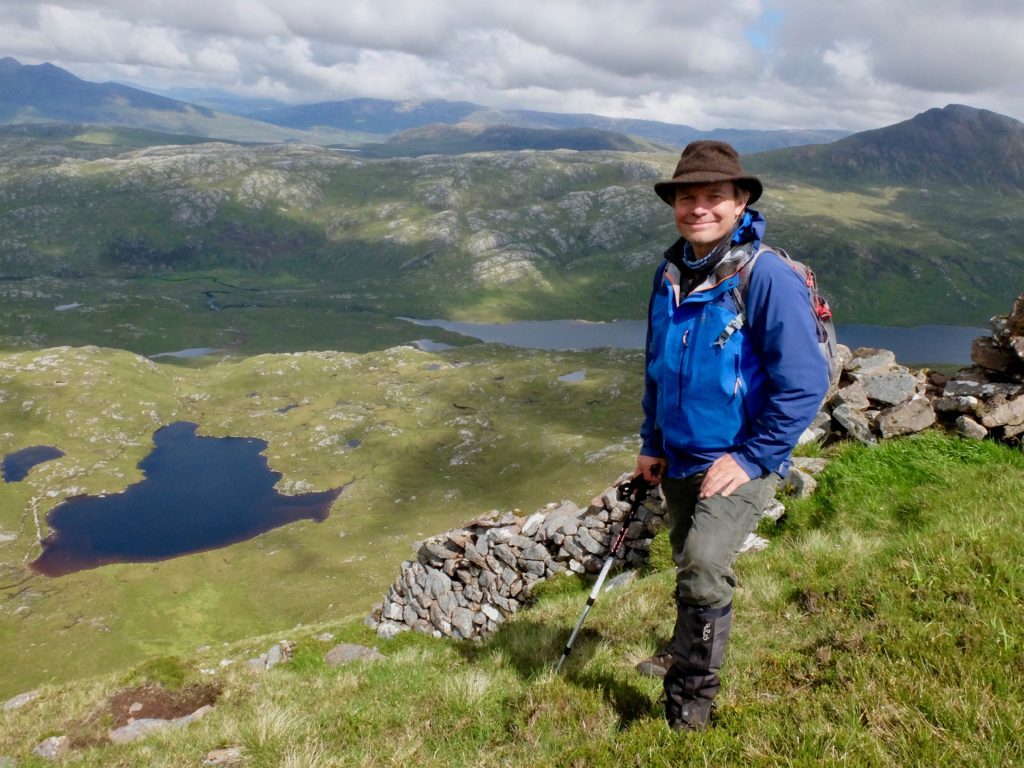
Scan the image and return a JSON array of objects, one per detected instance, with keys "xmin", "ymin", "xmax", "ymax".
[{"xmin": 636, "ymin": 141, "xmax": 828, "ymax": 732}]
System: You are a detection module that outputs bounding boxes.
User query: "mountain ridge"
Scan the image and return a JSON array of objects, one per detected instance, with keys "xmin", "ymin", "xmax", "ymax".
[{"xmin": 749, "ymin": 103, "xmax": 1024, "ymax": 188}]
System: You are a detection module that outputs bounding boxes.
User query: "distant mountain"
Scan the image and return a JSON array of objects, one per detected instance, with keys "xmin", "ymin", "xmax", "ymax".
[
  {"xmin": 248, "ymin": 97, "xmax": 849, "ymax": 152},
  {"xmin": 749, "ymin": 104, "xmax": 1024, "ymax": 188},
  {"xmin": 0, "ymin": 58, "xmax": 355, "ymax": 144},
  {"xmin": 141, "ymin": 86, "xmax": 289, "ymax": 117},
  {"xmin": 249, "ymin": 97, "xmax": 483, "ymax": 134},
  {"xmin": 357, "ymin": 123, "xmax": 665, "ymax": 156}
]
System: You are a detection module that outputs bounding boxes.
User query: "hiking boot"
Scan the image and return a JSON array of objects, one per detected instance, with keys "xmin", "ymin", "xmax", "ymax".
[
  {"xmin": 635, "ymin": 651, "xmax": 675, "ymax": 678},
  {"xmin": 666, "ymin": 698, "xmax": 713, "ymax": 732}
]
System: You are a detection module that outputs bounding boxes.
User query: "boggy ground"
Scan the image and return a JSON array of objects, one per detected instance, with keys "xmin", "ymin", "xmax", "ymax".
[{"xmin": 0, "ymin": 342, "xmax": 641, "ymax": 698}]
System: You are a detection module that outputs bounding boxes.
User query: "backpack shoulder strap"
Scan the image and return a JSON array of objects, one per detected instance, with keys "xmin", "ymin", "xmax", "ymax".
[{"xmin": 646, "ymin": 259, "xmax": 669, "ymax": 357}]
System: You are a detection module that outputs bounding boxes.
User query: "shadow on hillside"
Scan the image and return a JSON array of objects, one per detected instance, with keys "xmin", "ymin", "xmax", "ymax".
[{"xmin": 456, "ymin": 617, "xmax": 659, "ymax": 730}]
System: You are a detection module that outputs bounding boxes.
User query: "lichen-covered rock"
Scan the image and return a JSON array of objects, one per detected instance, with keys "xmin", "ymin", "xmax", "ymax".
[
  {"xmin": 876, "ymin": 395, "xmax": 936, "ymax": 438},
  {"xmin": 955, "ymin": 415, "xmax": 988, "ymax": 440}
]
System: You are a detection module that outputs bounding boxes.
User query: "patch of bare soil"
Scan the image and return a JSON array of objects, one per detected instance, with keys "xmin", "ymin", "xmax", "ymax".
[{"xmin": 68, "ymin": 682, "xmax": 221, "ymax": 747}]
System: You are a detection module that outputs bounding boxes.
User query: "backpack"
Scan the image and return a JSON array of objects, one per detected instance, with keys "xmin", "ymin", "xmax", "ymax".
[{"xmin": 733, "ymin": 245, "xmax": 841, "ymax": 389}]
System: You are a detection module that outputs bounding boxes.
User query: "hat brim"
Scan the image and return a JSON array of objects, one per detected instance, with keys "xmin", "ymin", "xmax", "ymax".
[{"xmin": 654, "ymin": 173, "xmax": 762, "ymax": 206}]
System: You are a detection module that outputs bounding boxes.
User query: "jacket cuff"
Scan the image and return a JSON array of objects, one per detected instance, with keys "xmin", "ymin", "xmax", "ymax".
[{"xmin": 732, "ymin": 451, "xmax": 766, "ymax": 480}]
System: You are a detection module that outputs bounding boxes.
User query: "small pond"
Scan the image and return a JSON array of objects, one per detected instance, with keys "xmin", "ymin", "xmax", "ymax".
[
  {"xmin": 30, "ymin": 422, "xmax": 342, "ymax": 577},
  {"xmin": 2, "ymin": 446, "xmax": 65, "ymax": 483}
]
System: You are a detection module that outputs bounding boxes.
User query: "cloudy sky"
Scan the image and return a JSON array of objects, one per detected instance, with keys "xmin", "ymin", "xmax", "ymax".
[{"xmin": 2, "ymin": 0, "xmax": 1022, "ymax": 131}]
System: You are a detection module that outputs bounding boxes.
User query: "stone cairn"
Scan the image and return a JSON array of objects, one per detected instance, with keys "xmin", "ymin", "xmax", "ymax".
[{"xmin": 368, "ymin": 292, "xmax": 1024, "ymax": 642}]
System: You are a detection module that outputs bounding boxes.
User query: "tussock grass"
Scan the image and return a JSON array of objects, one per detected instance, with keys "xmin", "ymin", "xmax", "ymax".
[{"xmin": 1, "ymin": 432, "xmax": 1022, "ymax": 766}]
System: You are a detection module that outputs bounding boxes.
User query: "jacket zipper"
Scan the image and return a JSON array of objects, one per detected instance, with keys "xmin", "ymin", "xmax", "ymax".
[{"xmin": 677, "ymin": 327, "xmax": 689, "ymax": 408}]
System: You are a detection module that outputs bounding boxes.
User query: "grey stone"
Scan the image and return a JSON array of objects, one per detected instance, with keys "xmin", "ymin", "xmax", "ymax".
[
  {"xmin": 421, "ymin": 539, "xmax": 459, "ymax": 562},
  {"xmin": 438, "ymin": 589, "xmax": 458, "ymax": 617},
  {"xmin": 204, "ymin": 747, "xmax": 245, "ymax": 766},
  {"xmin": 934, "ymin": 395, "xmax": 980, "ymax": 414},
  {"xmin": 792, "ymin": 457, "xmax": 829, "ymax": 474},
  {"xmin": 971, "ymin": 336, "xmax": 1017, "ymax": 372},
  {"xmin": 575, "ymin": 527, "xmax": 605, "ymax": 555},
  {"xmin": 521, "ymin": 558, "xmax": 546, "ymax": 576},
  {"xmin": 493, "ymin": 543, "xmax": 518, "ymax": 567},
  {"xmin": 506, "ymin": 534, "xmax": 535, "ymax": 550},
  {"xmin": 376, "ymin": 620, "xmax": 410, "ymax": 639},
  {"xmin": 782, "ymin": 467, "xmax": 817, "ymax": 498},
  {"xmin": 560, "ymin": 537, "xmax": 585, "ymax": 561},
  {"xmin": 109, "ymin": 705, "xmax": 213, "ymax": 744},
  {"xmin": 266, "ymin": 644, "xmax": 283, "ymax": 669},
  {"xmin": 981, "ymin": 397, "xmax": 1024, "ymax": 428},
  {"xmin": 462, "ymin": 541, "xmax": 486, "ymax": 567},
  {"xmin": 739, "ymin": 533, "xmax": 770, "ymax": 554},
  {"xmin": 1004, "ymin": 421, "xmax": 1024, "ymax": 438},
  {"xmin": 32, "ymin": 736, "xmax": 69, "ymax": 760},
  {"xmin": 846, "ymin": 348, "xmax": 896, "ymax": 375},
  {"xmin": 426, "ymin": 569, "xmax": 451, "ymax": 599},
  {"xmin": 876, "ymin": 395, "xmax": 936, "ymax": 438},
  {"xmin": 3, "ymin": 690, "xmax": 39, "ymax": 711},
  {"xmin": 943, "ymin": 380, "xmax": 982, "ymax": 397},
  {"xmin": 832, "ymin": 404, "xmax": 876, "ymax": 444},
  {"xmin": 859, "ymin": 370, "xmax": 918, "ymax": 406},
  {"xmin": 603, "ymin": 570, "xmax": 637, "ymax": 593},
  {"xmin": 955, "ymin": 415, "xmax": 988, "ymax": 440},
  {"xmin": 325, "ymin": 644, "xmax": 385, "ymax": 666},
  {"xmin": 520, "ymin": 511, "xmax": 545, "ymax": 537},
  {"xmin": 451, "ymin": 607, "xmax": 475, "ymax": 637},
  {"xmin": 762, "ymin": 499, "xmax": 786, "ymax": 522},
  {"xmin": 978, "ymin": 382, "xmax": 1024, "ymax": 399},
  {"xmin": 520, "ymin": 543, "xmax": 550, "ymax": 561},
  {"xmin": 830, "ymin": 381, "xmax": 870, "ymax": 410},
  {"xmin": 481, "ymin": 604, "xmax": 502, "ymax": 622}
]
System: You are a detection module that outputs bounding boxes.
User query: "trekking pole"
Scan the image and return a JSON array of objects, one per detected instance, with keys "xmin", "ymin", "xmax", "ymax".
[{"xmin": 555, "ymin": 474, "xmax": 651, "ymax": 673}]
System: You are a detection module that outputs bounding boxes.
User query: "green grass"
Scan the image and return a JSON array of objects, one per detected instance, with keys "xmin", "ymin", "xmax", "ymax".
[
  {"xmin": 2, "ymin": 431, "xmax": 1021, "ymax": 766},
  {"xmin": 0, "ymin": 343, "xmax": 643, "ymax": 699}
]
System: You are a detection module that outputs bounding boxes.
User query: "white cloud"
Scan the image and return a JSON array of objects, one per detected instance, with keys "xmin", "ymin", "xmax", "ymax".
[{"xmin": 0, "ymin": 0, "xmax": 1021, "ymax": 131}]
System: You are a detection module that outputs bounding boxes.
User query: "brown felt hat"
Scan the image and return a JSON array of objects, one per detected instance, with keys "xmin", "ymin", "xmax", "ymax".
[{"xmin": 654, "ymin": 140, "xmax": 762, "ymax": 206}]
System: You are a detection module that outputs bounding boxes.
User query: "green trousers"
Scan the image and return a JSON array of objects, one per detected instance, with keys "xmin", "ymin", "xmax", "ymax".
[{"xmin": 661, "ymin": 472, "xmax": 779, "ymax": 609}]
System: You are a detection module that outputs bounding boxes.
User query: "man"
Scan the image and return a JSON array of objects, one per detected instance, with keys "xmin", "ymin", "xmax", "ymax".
[{"xmin": 636, "ymin": 141, "xmax": 828, "ymax": 731}]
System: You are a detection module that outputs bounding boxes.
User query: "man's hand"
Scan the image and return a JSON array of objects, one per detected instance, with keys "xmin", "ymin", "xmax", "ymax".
[
  {"xmin": 636, "ymin": 454, "xmax": 667, "ymax": 485},
  {"xmin": 699, "ymin": 453, "xmax": 751, "ymax": 498}
]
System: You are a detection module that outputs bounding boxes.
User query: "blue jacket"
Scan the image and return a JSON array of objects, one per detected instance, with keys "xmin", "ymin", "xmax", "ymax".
[{"xmin": 640, "ymin": 210, "xmax": 829, "ymax": 480}]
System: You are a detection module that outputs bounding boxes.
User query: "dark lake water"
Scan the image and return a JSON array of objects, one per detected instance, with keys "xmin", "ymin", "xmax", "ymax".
[
  {"xmin": 30, "ymin": 422, "xmax": 342, "ymax": 577},
  {"xmin": 403, "ymin": 319, "xmax": 986, "ymax": 366},
  {"xmin": 2, "ymin": 446, "xmax": 65, "ymax": 483}
]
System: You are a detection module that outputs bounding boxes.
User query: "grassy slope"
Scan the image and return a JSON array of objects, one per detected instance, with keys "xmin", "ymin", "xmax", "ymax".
[
  {"xmin": 0, "ymin": 344, "xmax": 642, "ymax": 699},
  {"xmin": 1, "ymin": 432, "xmax": 1021, "ymax": 766}
]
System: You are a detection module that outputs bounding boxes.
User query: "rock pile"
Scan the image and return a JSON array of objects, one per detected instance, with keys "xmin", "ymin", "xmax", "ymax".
[
  {"xmin": 931, "ymin": 294, "xmax": 1024, "ymax": 442},
  {"xmin": 369, "ymin": 477, "xmax": 667, "ymax": 640},
  {"xmin": 822, "ymin": 292, "xmax": 1024, "ymax": 445}
]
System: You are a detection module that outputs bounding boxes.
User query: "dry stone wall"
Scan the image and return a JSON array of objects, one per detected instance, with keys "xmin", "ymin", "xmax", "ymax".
[
  {"xmin": 368, "ymin": 476, "xmax": 667, "ymax": 640},
  {"xmin": 369, "ymin": 292, "xmax": 1024, "ymax": 641}
]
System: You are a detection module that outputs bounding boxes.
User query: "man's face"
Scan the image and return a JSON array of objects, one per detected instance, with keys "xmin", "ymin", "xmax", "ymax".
[{"xmin": 673, "ymin": 182, "xmax": 748, "ymax": 257}]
